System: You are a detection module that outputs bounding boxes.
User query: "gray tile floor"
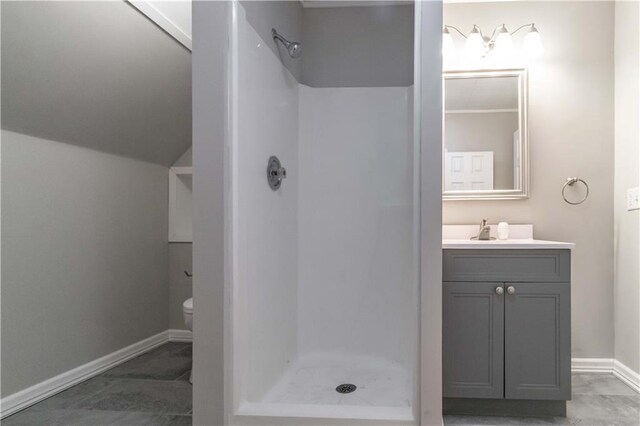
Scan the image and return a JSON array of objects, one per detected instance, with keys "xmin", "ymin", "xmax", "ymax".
[
  {"xmin": 3, "ymin": 344, "xmax": 638, "ymax": 426},
  {"xmin": 3, "ymin": 343, "xmax": 192, "ymax": 426},
  {"xmin": 444, "ymin": 373, "xmax": 640, "ymax": 426}
]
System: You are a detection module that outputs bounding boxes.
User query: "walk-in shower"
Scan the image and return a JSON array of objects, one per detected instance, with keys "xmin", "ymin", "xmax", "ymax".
[{"xmin": 228, "ymin": 1, "xmax": 420, "ymax": 424}]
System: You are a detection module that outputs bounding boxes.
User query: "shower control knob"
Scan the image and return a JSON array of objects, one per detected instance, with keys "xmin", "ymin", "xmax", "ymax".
[
  {"xmin": 272, "ymin": 166, "xmax": 287, "ymax": 179},
  {"xmin": 267, "ymin": 156, "xmax": 286, "ymax": 191},
  {"xmin": 495, "ymin": 286, "xmax": 504, "ymax": 295},
  {"xmin": 507, "ymin": 286, "xmax": 516, "ymax": 295}
]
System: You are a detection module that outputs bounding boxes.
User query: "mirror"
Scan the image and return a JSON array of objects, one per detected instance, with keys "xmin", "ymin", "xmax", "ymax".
[{"xmin": 443, "ymin": 69, "xmax": 528, "ymax": 200}]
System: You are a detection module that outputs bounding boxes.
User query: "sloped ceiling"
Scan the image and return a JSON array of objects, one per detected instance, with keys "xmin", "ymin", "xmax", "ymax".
[{"xmin": 1, "ymin": 1, "xmax": 192, "ymax": 166}]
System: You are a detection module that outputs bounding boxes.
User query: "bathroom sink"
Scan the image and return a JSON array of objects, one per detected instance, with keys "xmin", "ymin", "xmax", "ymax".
[{"xmin": 442, "ymin": 224, "xmax": 575, "ymax": 249}]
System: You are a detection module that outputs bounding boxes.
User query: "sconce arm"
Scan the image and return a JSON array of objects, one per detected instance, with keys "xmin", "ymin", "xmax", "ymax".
[
  {"xmin": 509, "ymin": 23, "xmax": 535, "ymax": 36},
  {"xmin": 444, "ymin": 25, "xmax": 468, "ymax": 39},
  {"xmin": 487, "ymin": 25, "xmax": 500, "ymax": 43}
]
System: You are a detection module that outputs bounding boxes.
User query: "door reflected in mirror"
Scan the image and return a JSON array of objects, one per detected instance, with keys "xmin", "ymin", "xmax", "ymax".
[{"xmin": 443, "ymin": 69, "xmax": 528, "ymax": 200}]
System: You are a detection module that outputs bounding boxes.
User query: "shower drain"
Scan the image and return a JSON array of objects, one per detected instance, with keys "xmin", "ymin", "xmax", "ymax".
[{"xmin": 335, "ymin": 384, "xmax": 357, "ymax": 394}]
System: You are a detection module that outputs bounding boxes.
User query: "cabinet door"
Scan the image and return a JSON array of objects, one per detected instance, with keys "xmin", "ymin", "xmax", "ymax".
[
  {"xmin": 504, "ymin": 282, "xmax": 571, "ymax": 400},
  {"xmin": 443, "ymin": 282, "xmax": 504, "ymax": 399}
]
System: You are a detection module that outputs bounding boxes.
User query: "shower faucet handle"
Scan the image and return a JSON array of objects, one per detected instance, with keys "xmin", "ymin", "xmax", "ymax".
[
  {"xmin": 267, "ymin": 156, "xmax": 286, "ymax": 190},
  {"xmin": 272, "ymin": 166, "xmax": 287, "ymax": 179}
]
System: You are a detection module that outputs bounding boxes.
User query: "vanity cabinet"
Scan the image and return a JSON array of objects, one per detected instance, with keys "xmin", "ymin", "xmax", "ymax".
[
  {"xmin": 443, "ymin": 281, "xmax": 505, "ymax": 399},
  {"xmin": 443, "ymin": 249, "xmax": 571, "ymax": 415}
]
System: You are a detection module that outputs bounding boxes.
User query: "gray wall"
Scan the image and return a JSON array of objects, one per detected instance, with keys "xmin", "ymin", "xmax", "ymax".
[
  {"xmin": 192, "ymin": 1, "xmax": 228, "ymax": 423},
  {"xmin": 1, "ymin": 130, "xmax": 169, "ymax": 397},
  {"xmin": 613, "ymin": 0, "xmax": 639, "ymax": 374},
  {"xmin": 1, "ymin": 1, "xmax": 192, "ymax": 166},
  {"xmin": 170, "ymin": 147, "xmax": 193, "ymax": 330},
  {"xmin": 445, "ymin": 111, "xmax": 518, "ymax": 190},
  {"xmin": 443, "ymin": 1, "xmax": 615, "ymax": 360},
  {"xmin": 173, "ymin": 147, "xmax": 192, "ymax": 167},
  {"xmin": 419, "ymin": 2, "xmax": 444, "ymax": 423},
  {"xmin": 1, "ymin": 0, "xmax": 191, "ymax": 397},
  {"xmin": 301, "ymin": 5, "xmax": 414, "ymax": 87}
]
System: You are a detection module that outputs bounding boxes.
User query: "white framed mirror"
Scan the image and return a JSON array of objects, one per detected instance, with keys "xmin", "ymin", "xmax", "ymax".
[{"xmin": 443, "ymin": 68, "xmax": 529, "ymax": 200}]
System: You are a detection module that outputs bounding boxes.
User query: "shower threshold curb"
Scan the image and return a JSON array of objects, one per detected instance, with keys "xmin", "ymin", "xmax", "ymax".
[{"xmin": 236, "ymin": 401, "xmax": 414, "ymax": 423}]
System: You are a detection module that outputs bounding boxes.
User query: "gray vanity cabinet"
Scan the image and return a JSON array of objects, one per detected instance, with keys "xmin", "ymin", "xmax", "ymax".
[
  {"xmin": 443, "ymin": 249, "xmax": 571, "ymax": 412},
  {"xmin": 504, "ymin": 282, "xmax": 571, "ymax": 400},
  {"xmin": 443, "ymin": 282, "xmax": 504, "ymax": 399}
]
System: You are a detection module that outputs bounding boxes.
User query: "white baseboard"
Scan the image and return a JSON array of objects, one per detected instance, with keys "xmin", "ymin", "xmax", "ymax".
[
  {"xmin": 572, "ymin": 357, "xmax": 640, "ymax": 394},
  {"xmin": 613, "ymin": 359, "xmax": 640, "ymax": 393},
  {"xmin": 572, "ymin": 357, "xmax": 615, "ymax": 373},
  {"xmin": 168, "ymin": 328, "xmax": 193, "ymax": 342},
  {"xmin": 0, "ymin": 329, "xmax": 192, "ymax": 419}
]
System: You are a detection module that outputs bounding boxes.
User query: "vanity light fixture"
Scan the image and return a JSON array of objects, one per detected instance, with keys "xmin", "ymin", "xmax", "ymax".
[
  {"xmin": 442, "ymin": 26, "xmax": 456, "ymax": 57},
  {"xmin": 465, "ymin": 25, "xmax": 485, "ymax": 58},
  {"xmin": 522, "ymin": 25, "xmax": 544, "ymax": 57},
  {"xmin": 494, "ymin": 24, "xmax": 513, "ymax": 56},
  {"xmin": 443, "ymin": 23, "xmax": 544, "ymax": 59}
]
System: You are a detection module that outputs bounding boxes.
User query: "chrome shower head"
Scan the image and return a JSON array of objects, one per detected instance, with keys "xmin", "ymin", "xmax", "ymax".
[
  {"xmin": 272, "ymin": 28, "xmax": 302, "ymax": 59},
  {"xmin": 287, "ymin": 41, "xmax": 302, "ymax": 59}
]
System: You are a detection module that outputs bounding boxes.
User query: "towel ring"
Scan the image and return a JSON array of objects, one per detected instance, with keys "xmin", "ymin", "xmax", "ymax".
[{"xmin": 562, "ymin": 177, "xmax": 589, "ymax": 205}]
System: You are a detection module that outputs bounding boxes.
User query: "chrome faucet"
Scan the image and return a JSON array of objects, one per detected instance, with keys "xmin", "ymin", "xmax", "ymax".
[{"xmin": 473, "ymin": 218, "xmax": 491, "ymax": 240}]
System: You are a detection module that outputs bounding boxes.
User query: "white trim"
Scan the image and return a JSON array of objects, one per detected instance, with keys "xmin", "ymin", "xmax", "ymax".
[
  {"xmin": 571, "ymin": 357, "xmax": 615, "ymax": 373},
  {"xmin": 613, "ymin": 360, "xmax": 640, "ymax": 394},
  {"xmin": 168, "ymin": 328, "xmax": 194, "ymax": 342},
  {"xmin": 0, "ymin": 329, "xmax": 192, "ymax": 419},
  {"xmin": 570, "ymin": 358, "xmax": 640, "ymax": 394},
  {"xmin": 127, "ymin": 1, "xmax": 192, "ymax": 51}
]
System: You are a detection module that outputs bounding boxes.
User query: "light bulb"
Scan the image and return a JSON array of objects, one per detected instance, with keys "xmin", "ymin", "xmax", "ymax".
[
  {"xmin": 443, "ymin": 27, "xmax": 456, "ymax": 58},
  {"xmin": 523, "ymin": 25, "xmax": 544, "ymax": 58},
  {"xmin": 465, "ymin": 26, "xmax": 485, "ymax": 58},
  {"xmin": 493, "ymin": 25, "xmax": 513, "ymax": 56}
]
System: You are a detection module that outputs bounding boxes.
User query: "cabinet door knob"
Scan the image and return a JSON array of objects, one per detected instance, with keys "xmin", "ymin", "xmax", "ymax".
[
  {"xmin": 495, "ymin": 286, "xmax": 504, "ymax": 295},
  {"xmin": 507, "ymin": 286, "xmax": 516, "ymax": 295}
]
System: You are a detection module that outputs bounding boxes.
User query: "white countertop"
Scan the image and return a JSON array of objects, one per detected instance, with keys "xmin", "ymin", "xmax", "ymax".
[{"xmin": 443, "ymin": 239, "xmax": 575, "ymax": 250}]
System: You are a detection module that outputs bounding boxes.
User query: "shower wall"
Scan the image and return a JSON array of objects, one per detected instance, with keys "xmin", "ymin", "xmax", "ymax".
[
  {"xmin": 298, "ymin": 86, "xmax": 416, "ymax": 367},
  {"xmin": 237, "ymin": 6, "xmax": 299, "ymax": 402}
]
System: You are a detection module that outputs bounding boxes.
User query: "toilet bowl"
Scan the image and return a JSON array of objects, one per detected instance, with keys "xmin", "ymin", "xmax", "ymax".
[{"xmin": 183, "ymin": 298, "xmax": 193, "ymax": 383}]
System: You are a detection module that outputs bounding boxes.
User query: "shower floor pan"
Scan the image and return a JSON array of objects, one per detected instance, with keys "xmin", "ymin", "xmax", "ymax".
[{"xmin": 238, "ymin": 353, "xmax": 414, "ymax": 422}]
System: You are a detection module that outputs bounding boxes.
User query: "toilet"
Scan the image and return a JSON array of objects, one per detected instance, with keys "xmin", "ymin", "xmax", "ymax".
[{"xmin": 183, "ymin": 298, "xmax": 193, "ymax": 383}]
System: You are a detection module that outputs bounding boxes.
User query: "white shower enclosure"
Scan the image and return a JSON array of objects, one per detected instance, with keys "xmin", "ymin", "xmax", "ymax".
[{"xmin": 222, "ymin": 1, "xmax": 436, "ymax": 424}]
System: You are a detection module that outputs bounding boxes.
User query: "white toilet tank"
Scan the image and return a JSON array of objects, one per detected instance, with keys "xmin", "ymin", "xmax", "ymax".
[{"xmin": 183, "ymin": 298, "xmax": 193, "ymax": 331}]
